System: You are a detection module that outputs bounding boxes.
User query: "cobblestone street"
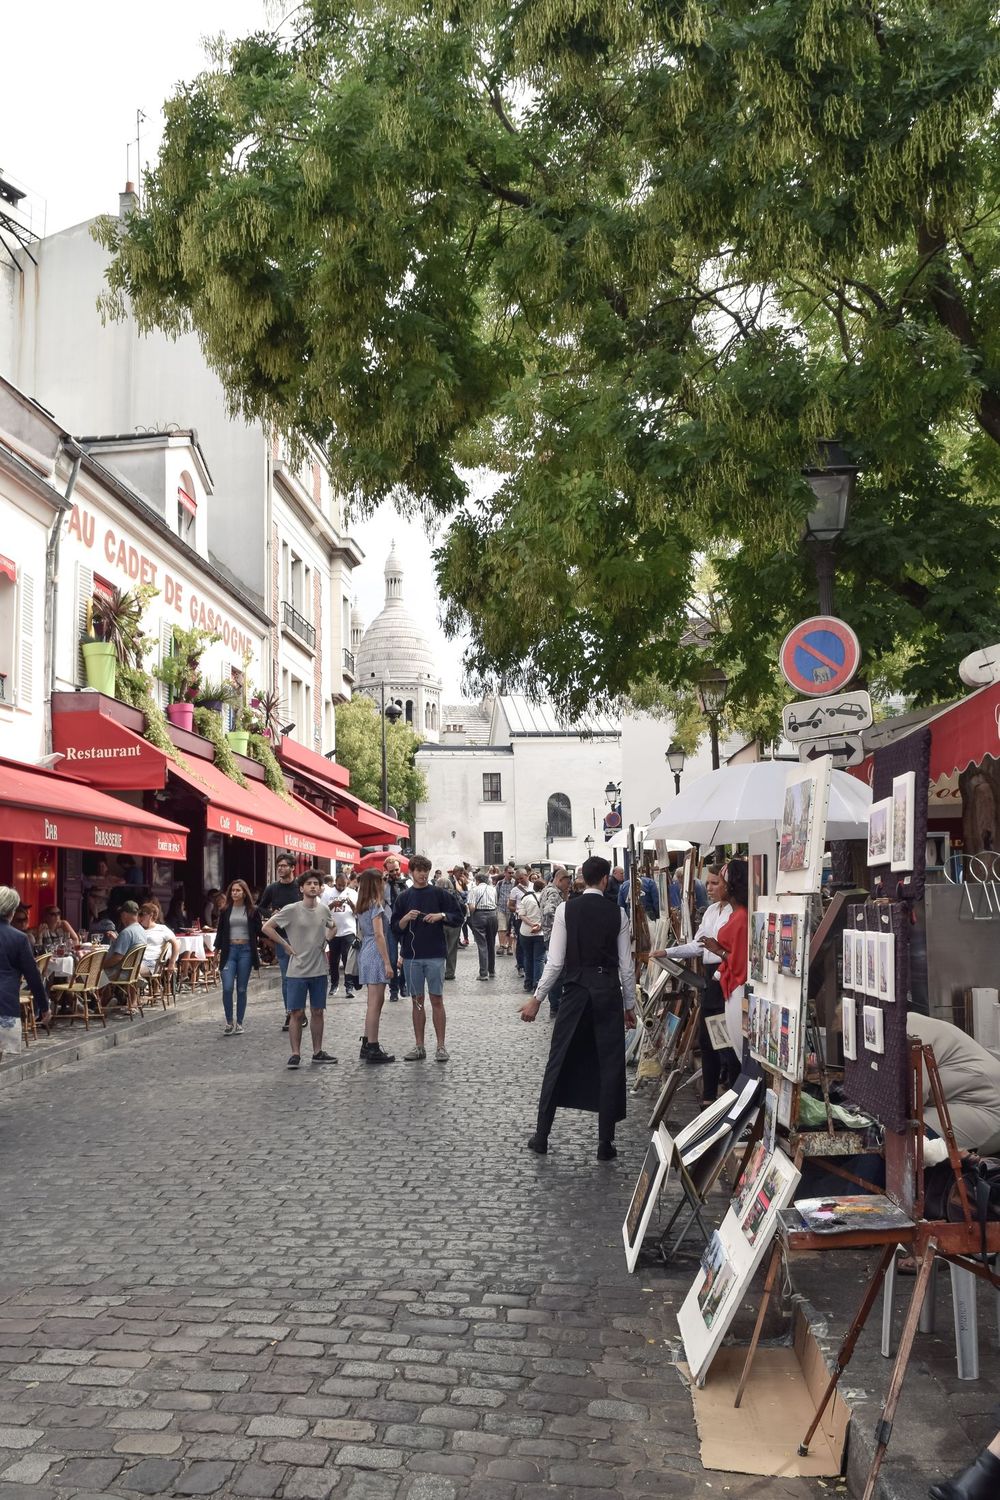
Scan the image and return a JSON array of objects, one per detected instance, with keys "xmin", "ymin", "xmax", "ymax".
[{"xmin": 0, "ymin": 945, "xmax": 823, "ymax": 1500}]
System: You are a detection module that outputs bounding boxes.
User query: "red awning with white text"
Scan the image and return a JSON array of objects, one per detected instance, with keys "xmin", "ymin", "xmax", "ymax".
[
  {"xmin": 851, "ymin": 680, "xmax": 1000, "ymax": 785},
  {"xmin": 0, "ymin": 756, "xmax": 187, "ymax": 859}
]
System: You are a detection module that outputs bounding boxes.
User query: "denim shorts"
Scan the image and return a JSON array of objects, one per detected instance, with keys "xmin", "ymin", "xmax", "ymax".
[
  {"xmin": 403, "ymin": 958, "xmax": 445, "ymax": 999},
  {"xmin": 285, "ymin": 975, "xmax": 327, "ymax": 1011}
]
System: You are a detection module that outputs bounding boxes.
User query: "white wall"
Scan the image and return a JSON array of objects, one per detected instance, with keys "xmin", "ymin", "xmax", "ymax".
[
  {"xmin": 414, "ymin": 750, "xmax": 515, "ymax": 868},
  {"xmin": 620, "ymin": 711, "xmax": 741, "ymax": 840},
  {"xmin": 0, "ymin": 472, "xmax": 54, "ymax": 764}
]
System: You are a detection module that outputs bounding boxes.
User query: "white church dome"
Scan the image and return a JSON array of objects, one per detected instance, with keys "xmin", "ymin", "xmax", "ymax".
[{"xmin": 355, "ymin": 545, "xmax": 443, "ymax": 690}]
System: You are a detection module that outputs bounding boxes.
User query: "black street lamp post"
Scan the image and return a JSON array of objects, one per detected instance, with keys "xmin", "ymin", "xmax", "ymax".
[
  {"xmin": 802, "ymin": 439, "xmax": 860, "ymax": 616},
  {"xmin": 666, "ymin": 740, "xmax": 686, "ymax": 796},
  {"xmin": 696, "ymin": 668, "xmax": 730, "ymax": 772},
  {"xmin": 380, "ymin": 682, "xmax": 403, "ymax": 814}
]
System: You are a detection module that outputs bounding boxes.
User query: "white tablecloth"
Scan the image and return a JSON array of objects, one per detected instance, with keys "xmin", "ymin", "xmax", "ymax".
[
  {"xmin": 177, "ymin": 935, "xmax": 206, "ymax": 961},
  {"xmin": 47, "ymin": 955, "xmax": 75, "ymax": 978}
]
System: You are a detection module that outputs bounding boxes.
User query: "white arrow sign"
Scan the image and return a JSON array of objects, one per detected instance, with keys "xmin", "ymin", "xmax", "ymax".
[
  {"xmin": 782, "ymin": 690, "xmax": 873, "ymax": 742},
  {"xmin": 959, "ymin": 643, "xmax": 1000, "ymax": 689},
  {"xmin": 797, "ymin": 735, "xmax": 866, "ymax": 768}
]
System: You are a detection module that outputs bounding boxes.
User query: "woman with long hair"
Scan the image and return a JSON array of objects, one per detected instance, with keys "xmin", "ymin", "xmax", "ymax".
[
  {"xmin": 711, "ymin": 859, "xmax": 749, "ymax": 1060},
  {"xmin": 356, "ymin": 870, "xmax": 395, "ymax": 1064},
  {"xmin": 216, "ymin": 879, "xmax": 262, "ymax": 1036},
  {"xmin": 0, "ymin": 886, "xmax": 48, "ymax": 1059}
]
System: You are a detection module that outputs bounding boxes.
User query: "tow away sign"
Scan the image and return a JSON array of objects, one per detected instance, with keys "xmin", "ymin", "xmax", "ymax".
[
  {"xmin": 798, "ymin": 735, "xmax": 866, "ymax": 768},
  {"xmin": 782, "ymin": 690, "xmax": 873, "ymax": 743}
]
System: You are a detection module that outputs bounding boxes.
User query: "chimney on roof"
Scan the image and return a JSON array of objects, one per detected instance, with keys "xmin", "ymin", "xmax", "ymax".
[{"xmin": 119, "ymin": 181, "xmax": 138, "ymax": 219}]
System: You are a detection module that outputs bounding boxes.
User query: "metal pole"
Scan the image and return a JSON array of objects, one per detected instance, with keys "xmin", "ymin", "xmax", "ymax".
[
  {"xmin": 380, "ymin": 681, "xmax": 389, "ymax": 814},
  {"xmin": 673, "ymin": 772, "xmax": 681, "ymax": 797},
  {"xmin": 814, "ymin": 540, "xmax": 835, "ymax": 616},
  {"xmin": 709, "ymin": 717, "xmax": 720, "ymax": 772}
]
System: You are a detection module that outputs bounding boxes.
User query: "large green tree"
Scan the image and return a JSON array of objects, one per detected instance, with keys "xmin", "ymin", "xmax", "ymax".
[
  {"xmin": 99, "ymin": 0, "xmax": 1000, "ymax": 722},
  {"xmin": 333, "ymin": 694, "xmax": 427, "ymax": 815}
]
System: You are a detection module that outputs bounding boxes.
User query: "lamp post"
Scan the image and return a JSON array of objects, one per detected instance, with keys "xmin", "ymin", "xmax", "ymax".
[
  {"xmin": 583, "ymin": 834, "xmax": 595, "ymax": 858},
  {"xmin": 802, "ymin": 439, "xmax": 859, "ymax": 616},
  {"xmin": 696, "ymin": 668, "xmax": 730, "ymax": 772},
  {"xmin": 666, "ymin": 740, "xmax": 686, "ymax": 797},
  {"xmin": 380, "ymin": 682, "xmax": 403, "ymax": 814}
]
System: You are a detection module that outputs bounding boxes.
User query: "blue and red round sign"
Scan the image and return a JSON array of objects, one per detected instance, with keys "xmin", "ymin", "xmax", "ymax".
[{"xmin": 780, "ymin": 616, "xmax": 861, "ymax": 697}]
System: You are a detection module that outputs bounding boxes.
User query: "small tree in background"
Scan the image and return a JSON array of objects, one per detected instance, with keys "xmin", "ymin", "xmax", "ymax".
[{"xmin": 334, "ymin": 696, "xmax": 427, "ymax": 819}]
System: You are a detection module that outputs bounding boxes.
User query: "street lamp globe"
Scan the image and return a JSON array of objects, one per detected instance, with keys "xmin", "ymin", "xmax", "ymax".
[
  {"xmin": 665, "ymin": 741, "xmax": 686, "ymax": 776},
  {"xmin": 696, "ymin": 668, "xmax": 730, "ymax": 719},
  {"xmin": 802, "ymin": 439, "xmax": 859, "ymax": 543},
  {"xmin": 384, "ymin": 701, "xmax": 403, "ymax": 726},
  {"xmin": 584, "ymin": 834, "xmax": 595, "ymax": 853},
  {"xmin": 604, "ymin": 780, "xmax": 619, "ymax": 805}
]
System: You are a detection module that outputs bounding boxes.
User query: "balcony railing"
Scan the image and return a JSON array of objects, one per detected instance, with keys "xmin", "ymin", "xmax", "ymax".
[
  {"xmin": 342, "ymin": 648, "xmax": 356, "ymax": 677},
  {"xmin": 281, "ymin": 600, "xmax": 316, "ymax": 650}
]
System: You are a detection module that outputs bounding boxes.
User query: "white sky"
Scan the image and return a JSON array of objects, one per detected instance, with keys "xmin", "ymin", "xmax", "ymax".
[{"xmin": 2, "ymin": 0, "xmax": 469, "ymax": 696}]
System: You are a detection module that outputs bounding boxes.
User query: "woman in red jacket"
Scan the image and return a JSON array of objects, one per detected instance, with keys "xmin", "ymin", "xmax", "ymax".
[{"xmin": 704, "ymin": 859, "xmax": 748, "ymax": 1057}]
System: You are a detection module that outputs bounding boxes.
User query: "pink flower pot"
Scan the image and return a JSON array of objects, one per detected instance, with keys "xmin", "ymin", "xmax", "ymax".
[{"xmin": 166, "ymin": 701, "xmax": 195, "ymax": 732}]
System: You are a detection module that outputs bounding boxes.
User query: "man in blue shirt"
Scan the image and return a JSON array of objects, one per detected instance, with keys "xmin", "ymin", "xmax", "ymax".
[
  {"xmin": 392, "ymin": 855, "xmax": 463, "ymax": 1062},
  {"xmin": 617, "ymin": 874, "xmax": 661, "ymax": 920}
]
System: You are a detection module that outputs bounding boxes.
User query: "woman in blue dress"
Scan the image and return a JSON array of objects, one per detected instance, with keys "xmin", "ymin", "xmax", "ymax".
[{"xmin": 356, "ymin": 870, "xmax": 396, "ymax": 1064}]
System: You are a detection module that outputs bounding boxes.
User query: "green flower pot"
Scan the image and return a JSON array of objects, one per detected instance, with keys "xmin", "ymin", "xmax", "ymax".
[
  {"xmin": 227, "ymin": 730, "xmax": 250, "ymax": 755},
  {"xmin": 81, "ymin": 640, "xmax": 116, "ymax": 696}
]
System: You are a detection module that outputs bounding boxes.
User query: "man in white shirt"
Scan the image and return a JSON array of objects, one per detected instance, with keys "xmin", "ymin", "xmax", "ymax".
[
  {"xmin": 466, "ymin": 869, "xmax": 499, "ymax": 980},
  {"xmin": 520, "ymin": 856, "xmax": 637, "ymax": 1161},
  {"xmin": 326, "ymin": 872, "xmax": 358, "ymax": 997}
]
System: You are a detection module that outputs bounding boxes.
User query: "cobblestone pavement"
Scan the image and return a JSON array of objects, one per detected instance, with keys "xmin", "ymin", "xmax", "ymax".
[{"xmin": 0, "ymin": 944, "xmax": 826, "ymax": 1500}]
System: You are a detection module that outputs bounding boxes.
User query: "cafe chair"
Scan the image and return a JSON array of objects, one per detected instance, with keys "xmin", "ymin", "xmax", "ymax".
[
  {"xmin": 19, "ymin": 991, "xmax": 37, "ymax": 1045},
  {"xmin": 144, "ymin": 943, "xmax": 177, "ymax": 1011},
  {"xmin": 49, "ymin": 949, "xmax": 107, "ymax": 1031},
  {"xmin": 107, "ymin": 945, "xmax": 146, "ymax": 1018},
  {"xmin": 178, "ymin": 942, "xmax": 209, "ymax": 994}
]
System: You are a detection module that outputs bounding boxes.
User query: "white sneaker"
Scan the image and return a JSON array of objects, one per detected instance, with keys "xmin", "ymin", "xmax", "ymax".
[
  {"xmin": 223, "ymin": 1023, "xmax": 235, "ymax": 1037},
  {"xmin": 435, "ymin": 1045, "xmax": 450, "ymax": 1063},
  {"xmin": 404, "ymin": 1045, "xmax": 426, "ymax": 1061},
  {"xmin": 234, "ymin": 1023, "xmax": 244, "ymax": 1035}
]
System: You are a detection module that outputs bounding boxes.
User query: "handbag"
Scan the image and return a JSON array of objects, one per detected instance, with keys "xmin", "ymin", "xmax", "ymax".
[
  {"xmin": 344, "ymin": 937, "xmax": 361, "ymax": 980},
  {"xmin": 923, "ymin": 1155, "xmax": 1000, "ymax": 1263}
]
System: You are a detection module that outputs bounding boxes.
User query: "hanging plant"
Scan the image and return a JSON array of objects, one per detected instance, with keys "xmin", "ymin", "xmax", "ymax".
[
  {"xmin": 117, "ymin": 664, "xmax": 188, "ymax": 766},
  {"xmin": 153, "ymin": 625, "xmax": 220, "ymax": 703},
  {"xmin": 249, "ymin": 732, "xmax": 290, "ymax": 801},
  {"xmin": 194, "ymin": 707, "xmax": 247, "ymax": 787}
]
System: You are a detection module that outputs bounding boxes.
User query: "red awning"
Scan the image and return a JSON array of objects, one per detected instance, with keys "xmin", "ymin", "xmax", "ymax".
[
  {"xmin": 852, "ymin": 681, "xmax": 1000, "ymax": 785},
  {"xmin": 278, "ymin": 736, "xmax": 350, "ymax": 789},
  {"xmin": 329, "ymin": 787, "xmax": 409, "ymax": 844},
  {"xmin": 0, "ymin": 553, "xmax": 15, "ymax": 585},
  {"xmin": 291, "ymin": 797, "xmax": 362, "ymax": 864},
  {"xmin": 51, "ymin": 706, "xmax": 356, "ymax": 861},
  {"xmin": 0, "ymin": 756, "xmax": 187, "ymax": 859},
  {"xmin": 177, "ymin": 486, "xmax": 197, "ymax": 516}
]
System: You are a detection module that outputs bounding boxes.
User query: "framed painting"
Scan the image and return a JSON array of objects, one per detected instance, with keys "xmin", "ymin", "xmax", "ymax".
[
  {"xmin": 867, "ymin": 797, "xmax": 891, "ymax": 866},
  {"xmin": 622, "ymin": 1125, "xmax": 673, "ymax": 1273},
  {"xmin": 890, "ymin": 771, "xmax": 916, "ymax": 873},
  {"xmin": 776, "ymin": 759, "xmax": 832, "ymax": 895}
]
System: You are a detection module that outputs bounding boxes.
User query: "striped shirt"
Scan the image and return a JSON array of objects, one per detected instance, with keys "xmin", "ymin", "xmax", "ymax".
[{"xmin": 467, "ymin": 881, "xmax": 498, "ymax": 912}]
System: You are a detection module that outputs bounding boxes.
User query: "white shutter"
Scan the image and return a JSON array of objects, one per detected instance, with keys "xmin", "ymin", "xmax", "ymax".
[
  {"xmin": 158, "ymin": 621, "xmax": 175, "ymax": 708},
  {"xmin": 74, "ymin": 562, "xmax": 94, "ymax": 687},
  {"xmin": 16, "ymin": 572, "xmax": 36, "ymax": 705}
]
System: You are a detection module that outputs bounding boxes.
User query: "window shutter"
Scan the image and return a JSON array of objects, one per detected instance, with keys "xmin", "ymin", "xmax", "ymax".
[
  {"xmin": 17, "ymin": 572, "xmax": 36, "ymax": 705},
  {"xmin": 74, "ymin": 562, "xmax": 94, "ymax": 686},
  {"xmin": 158, "ymin": 621, "xmax": 175, "ymax": 708}
]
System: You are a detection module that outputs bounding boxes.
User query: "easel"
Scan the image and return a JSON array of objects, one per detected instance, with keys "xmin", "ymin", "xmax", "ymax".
[{"xmin": 732, "ymin": 1041, "xmax": 1000, "ymax": 1500}]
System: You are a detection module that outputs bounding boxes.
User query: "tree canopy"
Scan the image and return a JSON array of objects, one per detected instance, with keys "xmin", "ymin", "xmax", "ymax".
[
  {"xmin": 99, "ymin": 0, "xmax": 1000, "ymax": 726},
  {"xmin": 333, "ymin": 694, "xmax": 426, "ymax": 814}
]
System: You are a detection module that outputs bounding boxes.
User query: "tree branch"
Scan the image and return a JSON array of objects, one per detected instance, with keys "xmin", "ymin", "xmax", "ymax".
[{"xmin": 918, "ymin": 221, "xmax": 1000, "ymax": 447}]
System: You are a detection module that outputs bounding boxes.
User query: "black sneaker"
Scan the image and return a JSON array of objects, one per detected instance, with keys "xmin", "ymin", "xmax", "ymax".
[
  {"xmin": 287, "ymin": 1054, "xmax": 300, "ymax": 1069},
  {"xmin": 527, "ymin": 1134, "xmax": 548, "ymax": 1155},
  {"xmin": 364, "ymin": 1042, "xmax": 395, "ymax": 1064},
  {"xmin": 359, "ymin": 1035, "xmax": 369, "ymax": 1059},
  {"xmin": 597, "ymin": 1140, "xmax": 618, "ymax": 1161},
  {"xmin": 312, "ymin": 1050, "xmax": 338, "ymax": 1065},
  {"xmin": 281, "ymin": 1015, "xmax": 290, "ymax": 1032}
]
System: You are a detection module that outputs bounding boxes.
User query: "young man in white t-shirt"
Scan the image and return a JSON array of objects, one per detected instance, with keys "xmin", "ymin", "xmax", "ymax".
[
  {"xmin": 326, "ymin": 872, "xmax": 359, "ymax": 997},
  {"xmin": 261, "ymin": 870, "xmax": 338, "ymax": 1069}
]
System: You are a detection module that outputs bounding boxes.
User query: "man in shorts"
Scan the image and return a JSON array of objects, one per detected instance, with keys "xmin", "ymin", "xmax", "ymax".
[
  {"xmin": 392, "ymin": 855, "xmax": 463, "ymax": 1061},
  {"xmin": 261, "ymin": 869, "xmax": 338, "ymax": 1069},
  {"xmin": 258, "ymin": 853, "xmax": 302, "ymax": 1030},
  {"xmin": 495, "ymin": 864, "xmax": 516, "ymax": 955}
]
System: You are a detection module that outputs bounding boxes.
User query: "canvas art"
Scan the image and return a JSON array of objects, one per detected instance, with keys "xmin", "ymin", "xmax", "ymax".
[
  {"xmin": 779, "ymin": 913, "xmax": 800, "ymax": 978},
  {"xmin": 843, "ymin": 929, "xmax": 855, "ymax": 990},
  {"xmin": 751, "ymin": 853, "xmax": 767, "ymax": 912},
  {"xmin": 867, "ymin": 797, "xmax": 891, "ymax": 866},
  {"xmin": 622, "ymin": 1128, "xmax": 672, "ymax": 1273},
  {"xmin": 768, "ymin": 1001, "xmax": 781, "ymax": 1068},
  {"xmin": 705, "ymin": 1015, "xmax": 732, "ymax": 1052},
  {"xmin": 865, "ymin": 933, "xmax": 878, "ymax": 998},
  {"xmin": 863, "ymin": 1004, "xmax": 885, "ymax": 1055},
  {"xmin": 763, "ymin": 1089, "xmax": 777, "ymax": 1155},
  {"xmin": 890, "ymin": 771, "xmax": 916, "ymax": 873},
  {"xmin": 877, "ymin": 932, "xmax": 895, "ymax": 1003},
  {"xmin": 732, "ymin": 1143, "xmax": 768, "ymax": 1220},
  {"xmin": 777, "ymin": 1077, "xmax": 795, "ymax": 1129},
  {"xmin": 742, "ymin": 1162, "xmax": 784, "ymax": 1246},
  {"xmin": 766, "ymin": 912, "xmax": 778, "ymax": 961},
  {"xmin": 697, "ymin": 1233, "xmax": 737, "ymax": 1329},
  {"xmin": 842, "ymin": 995, "xmax": 857, "ymax": 1060},
  {"xmin": 854, "ymin": 929, "xmax": 865, "ymax": 990},
  {"xmin": 750, "ymin": 912, "xmax": 768, "ymax": 982},
  {"xmin": 779, "ymin": 776, "xmax": 814, "ymax": 874},
  {"xmin": 778, "ymin": 1008, "xmax": 793, "ymax": 1073}
]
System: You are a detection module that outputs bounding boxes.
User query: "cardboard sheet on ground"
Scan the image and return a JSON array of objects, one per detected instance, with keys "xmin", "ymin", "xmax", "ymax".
[{"xmin": 687, "ymin": 1316, "xmax": 849, "ymax": 1478}]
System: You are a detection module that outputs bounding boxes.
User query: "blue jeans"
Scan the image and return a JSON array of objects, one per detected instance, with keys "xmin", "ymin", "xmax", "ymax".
[
  {"xmin": 521, "ymin": 934, "xmax": 545, "ymax": 992},
  {"xmin": 221, "ymin": 944, "xmax": 253, "ymax": 1025},
  {"xmin": 385, "ymin": 925, "xmax": 404, "ymax": 996},
  {"xmin": 285, "ymin": 975, "xmax": 327, "ymax": 1011},
  {"xmin": 276, "ymin": 944, "xmax": 291, "ymax": 1011},
  {"xmin": 403, "ymin": 958, "xmax": 445, "ymax": 999}
]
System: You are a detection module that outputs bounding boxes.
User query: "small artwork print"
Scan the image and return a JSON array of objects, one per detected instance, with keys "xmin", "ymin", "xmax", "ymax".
[
  {"xmin": 777, "ymin": 1077, "xmax": 795, "ymax": 1129},
  {"xmin": 891, "ymin": 772, "xmax": 916, "ymax": 873},
  {"xmin": 766, "ymin": 912, "xmax": 778, "ymax": 961},
  {"xmin": 778, "ymin": 1008, "xmax": 792, "ymax": 1073},
  {"xmin": 750, "ymin": 912, "xmax": 767, "ymax": 983},
  {"xmin": 742, "ymin": 1164, "xmax": 783, "ymax": 1246},
  {"xmin": 868, "ymin": 797, "xmax": 891, "ymax": 866},
  {"xmin": 779, "ymin": 776, "xmax": 815, "ymax": 874},
  {"xmin": 763, "ymin": 1089, "xmax": 777, "ymax": 1154},
  {"xmin": 854, "ymin": 930, "xmax": 865, "ymax": 991},
  {"xmin": 842, "ymin": 995, "xmax": 857, "ymax": 1061},
  {"xmin": 768, "ymin": 1001, "xmax": 781, "ymax": 1068},
  {"xmin": 878, "ymin": 933, "xmax": 895, "ymax": 1003},
  {"xmin": 698, "ymin": 1232, "xmax": 737, "ymax": 1328},
  {"xmin": 705, "ymin": 1014, "xmax": 732, "ymax": 1052},
  {"xmin": 863, "ymin": 1004, "xmax": 885, "ymax": 1055},
  {"xmin": 865, "ymin": 933, "xmax": 878, "ymax": 997},
  {"xmin": 751, "ymin": 854, "xmax": 767, "ymax": 912},
  {"xmin": 843, "ymin": 929, "xmax": 855, "ymax": 991},
  {"xmin": 779, "ymin": 914, "xmax": 800, "ymax": 978},
  {"xmin": 748, "ymin": 991, "xmax": 760, "ymax": 1053},
  {"xmin": 733, "ymin": 1142, "xmax": 768, "ymax": 1220}
]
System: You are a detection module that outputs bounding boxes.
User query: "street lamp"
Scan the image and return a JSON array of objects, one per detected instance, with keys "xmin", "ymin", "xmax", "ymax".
[
  {"xmin": 583, "ymin": 834, "xmax": 595, "ymax": 856},
  {"xmin": 604, "ymin": 780, "xmax": 619, "ymax": 806},
  {"xmin": 380, "ymin": 683, "xmax": 403, "ymax": 814},
  {"xmin": 696, "ymin": 668, "xmax": 730, "ymax": 772},
  {"xmin": 666, "ymin": 740, "xmax": 686, "ymax": 796},
  {"xmin": 802, "ymin": 439, "xmax": 859, "ymax": 616}
]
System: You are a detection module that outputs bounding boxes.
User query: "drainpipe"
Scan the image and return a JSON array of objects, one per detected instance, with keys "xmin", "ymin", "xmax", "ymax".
[{"xmin": 43, "ymin": 446, "xmax": 82, "ymax": 755}]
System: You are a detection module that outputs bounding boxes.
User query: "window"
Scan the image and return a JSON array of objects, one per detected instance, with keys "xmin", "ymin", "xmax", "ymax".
[
  {"xmin": 482, "ymin": 772, "xmax": 502, "ymax": 803},
  {"xmin": 484, "ymin": 832, "xmax": 504, "ymax": 866},
  {"xmin": 547, "ymin": 792, "xmax": 572, "ymax": 838},
  {"xmin": 405, "ymin": 699, "xmax": 413, "ymax": 724},
  {"xmin": 177, "ymin": 472, "xmax": 197, "ymax": 544}
]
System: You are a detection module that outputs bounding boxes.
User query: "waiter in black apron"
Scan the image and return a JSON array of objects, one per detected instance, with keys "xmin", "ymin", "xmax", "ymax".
[{"xmin": 520, "ymin": 855, "xmax": 637, "ymax": 1161}]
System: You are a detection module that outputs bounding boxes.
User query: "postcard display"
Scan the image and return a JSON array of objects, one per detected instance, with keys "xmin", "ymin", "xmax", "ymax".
[{"xmin": 678, "ymin": 759, "xmax": 831, "ymax": 1384}]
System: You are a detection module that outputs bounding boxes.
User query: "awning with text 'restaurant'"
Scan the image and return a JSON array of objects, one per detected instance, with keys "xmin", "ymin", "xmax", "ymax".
[
  {"xmin": 850, "ymin": 680, "xmax": 1000, "ymax": 786},
  {"xmin": 50, "ymin": 707, "xmax": 356, "ymax": 861},
  {"xmin": 0, "ymin": 756, "xmax": 187, "ymax": 859}
]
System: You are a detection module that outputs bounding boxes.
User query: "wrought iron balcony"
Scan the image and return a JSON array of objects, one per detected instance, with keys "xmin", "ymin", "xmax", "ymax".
[
  {"xmin": 342, "ymin": 648, "xmax": 356, "ymax": 677},
  {"xmin": 281, "ymin": 600, "xmax": 316, "ymax": 649}
]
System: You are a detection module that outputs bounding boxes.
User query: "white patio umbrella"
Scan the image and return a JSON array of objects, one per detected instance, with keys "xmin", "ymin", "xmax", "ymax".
[{"xmin": 645, "ymin": 761, "xmax": 871, "ymax": 845}]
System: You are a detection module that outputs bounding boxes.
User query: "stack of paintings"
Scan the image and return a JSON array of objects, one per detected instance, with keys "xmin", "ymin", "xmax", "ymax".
[{"xmin": 747, "ymin": 894, "xmax": 808, "ymax": 1082}]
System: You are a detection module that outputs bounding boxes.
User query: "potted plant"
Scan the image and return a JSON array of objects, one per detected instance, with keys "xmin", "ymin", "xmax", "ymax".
[
  {"xmin": 153, "ymin": 625, "xmax": 219, "ymax": 732},
  {"xmin": 195, "ymin": 677, "xmax": 241, "ymax": 716},
  {"xmin": 228, "ymin": 701, "xmax": 262, "ymax": 756},
  {"xmin": 79, "ymin": 600, "xmax": 117, "ymax": 695},
  {"xmin": 81, "ymin": 584, "xmax": 153, "ymax": 696}
]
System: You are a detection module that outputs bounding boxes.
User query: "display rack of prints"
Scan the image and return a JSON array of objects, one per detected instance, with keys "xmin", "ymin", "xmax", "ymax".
[
  {"xmin": 747, "ymin": 893, "xmax": 810, "ymax": 1082},
  {"xmin": 776, "ymin": 758, "xmax": 833, "ymax": 897},
  {"xmin": 840, "ymin": 902, "xmax": 910, "ymax": 1132}
]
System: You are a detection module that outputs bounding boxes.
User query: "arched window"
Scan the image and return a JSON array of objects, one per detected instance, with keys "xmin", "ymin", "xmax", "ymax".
[
  {"xmin": 424, "ymin": 702, "xmax": 431, "ymax": 729},
  {"xmin": 547, "ymin": 792, "xmax": 572, "ymax": 839},
  {"xmin": 405, "ymin": 699, "xmax": 413, "ymax": 724}
]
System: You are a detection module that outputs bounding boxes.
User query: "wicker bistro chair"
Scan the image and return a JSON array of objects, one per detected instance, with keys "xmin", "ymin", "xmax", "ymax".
[
  {"xmin": 177, "ymin": 939, "xmax": 210, "ymax": 994},
  {"xmin": 143, "ymin": 942, "xmax": 177, "ymax": 1011},
  {"xmin": 20, "ymin": 952, "xmax": 54, "ymax": 1044},
  {"xmin": 49, "ymin": 950, "xmax": 107, "ymax": 1030},
  {"xmin": 107, "ymin": 944, "xmax": 147, "ymax": 1018}
]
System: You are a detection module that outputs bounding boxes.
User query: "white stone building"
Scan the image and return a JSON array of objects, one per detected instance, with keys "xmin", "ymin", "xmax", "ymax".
[
  {"xmin": 0, "ymin": 178, "xmax": 361, "ymax": 759},
  {"xmin": 355, "ymin": 545, "xmax": 443, "ymax": 739}
]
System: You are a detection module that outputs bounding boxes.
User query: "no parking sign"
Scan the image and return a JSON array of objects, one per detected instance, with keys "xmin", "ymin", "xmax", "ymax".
[{"xmin": 780, "ymin": 616, "xmax": 860, "ymax": 697}]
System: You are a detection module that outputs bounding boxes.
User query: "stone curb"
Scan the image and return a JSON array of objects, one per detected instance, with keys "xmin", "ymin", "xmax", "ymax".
[{"xmin": 1, "ymin": 969, "xmax": 284, "ymax": 1087}]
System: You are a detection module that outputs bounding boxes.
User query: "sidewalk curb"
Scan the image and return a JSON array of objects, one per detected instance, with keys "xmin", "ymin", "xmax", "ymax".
[{"xmin": 2, "ymin": 970, "xmax": 284, "ymax": 1087}]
